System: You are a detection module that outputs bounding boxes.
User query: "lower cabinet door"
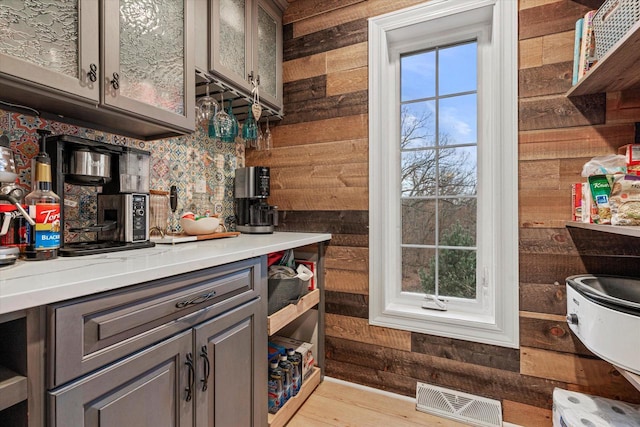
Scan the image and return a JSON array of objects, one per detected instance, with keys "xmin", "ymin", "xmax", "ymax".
[
  {"xmin": 49, "ymin": 330, "xmax": 194, "ymax": 427},
  {"xmin": 194, "ymin": 298, "xmax": 267, "ymax": 427}
]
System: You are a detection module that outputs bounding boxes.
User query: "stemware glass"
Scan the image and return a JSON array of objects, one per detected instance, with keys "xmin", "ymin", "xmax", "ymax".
[
  {"xmin": 214, "ymin": 93, "xmax": 233, "ymax": 141},
  {"xmin": 264, "ymin": 117, "xmax": 273, "ymax": 150},
  {"xmin": 196, "ymin": 83, "xmax": 218, "ymax": 128},
  {"xmin": 242, "ymin": 105, "xmax": 258, "ymax": 147},
  {"xmin": 225, "ymin": 100, "xmax": 239, "ymax": 143}
]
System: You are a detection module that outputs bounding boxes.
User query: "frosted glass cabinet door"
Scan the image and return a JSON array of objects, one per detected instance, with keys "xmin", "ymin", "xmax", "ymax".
[
  {"xmin": 256, "ymin": 0, "xmax": 282, "ymax": 109},
  {"xmin": 102, "ymin": 0, "xmax": 195, "ymax": 131},
  {"xmin": 211, "ymin": 0, "xmax": 253, "ymax": 94},
  {"xmin": 0, "ymin": 0, "xmax": 100, "ymax": 101}
]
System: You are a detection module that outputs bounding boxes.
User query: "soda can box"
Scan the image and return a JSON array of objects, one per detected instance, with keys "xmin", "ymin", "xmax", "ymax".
[
  {"xmin": 268, "ymin": 341, "xmax": 287, "ymax": 363},
  {"xmin": 270, "ymin": 335, "xmax": 315, "ymax": 381}
]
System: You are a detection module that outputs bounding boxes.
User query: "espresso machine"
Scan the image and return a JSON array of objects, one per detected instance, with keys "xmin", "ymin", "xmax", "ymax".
[
  {"xmin": 0, "ymin": 134, "xmax": 35, "ymax": 266},
  {"xmin": 44, "ymin": 134, "xmax": 154, "ymax": 256},
  {"xmin": 235, "ymin": 166, "xmax": 278, "ymax": 234}
]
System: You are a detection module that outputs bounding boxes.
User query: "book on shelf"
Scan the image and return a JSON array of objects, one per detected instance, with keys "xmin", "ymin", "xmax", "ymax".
[
  {"xmin": 572, "ymin": 18, "xmax": 583, "ymax": 85},
  {"xmin": 576, "ymin": 10, "xmax": 597, "ymax": 82}
]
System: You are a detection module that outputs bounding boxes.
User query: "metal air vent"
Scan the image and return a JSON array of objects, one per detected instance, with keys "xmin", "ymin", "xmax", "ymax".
[{"xmin": 416, "ymin": 382, "xmax": 502, "ymax": 427}]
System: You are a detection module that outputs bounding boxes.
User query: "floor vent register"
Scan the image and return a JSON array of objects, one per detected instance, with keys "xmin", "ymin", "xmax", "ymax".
[{"xmin": 416, "ymin": 382, "xmax": 502, "ymax": 427}]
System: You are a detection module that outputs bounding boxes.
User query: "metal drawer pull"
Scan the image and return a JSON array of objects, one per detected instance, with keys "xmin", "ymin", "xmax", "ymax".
[
  {"xmin": 185, "ymin": 352, "xmax": 195, "ymax": 402},
  {"xmin": 200, "ymin": 345, "xmax": 210, "ymax": 392},
  {"xmin": 175, "ymin": 291, "xmax": 217, "ymax": 308}
]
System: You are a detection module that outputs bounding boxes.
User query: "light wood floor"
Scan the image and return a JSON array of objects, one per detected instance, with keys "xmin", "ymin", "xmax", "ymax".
[{"xmin": 286, "ymin": 379, "xmax": 471, "ymax": 427}]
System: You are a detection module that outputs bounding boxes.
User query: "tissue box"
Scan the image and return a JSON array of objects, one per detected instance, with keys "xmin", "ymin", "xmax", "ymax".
[
  {"xmin": 552, "ymin": 388, "xmax": 640, "ymax": 426},
  {"xmin": 270, "ymin": 336, "xmax": 315, "ymax": 381}
]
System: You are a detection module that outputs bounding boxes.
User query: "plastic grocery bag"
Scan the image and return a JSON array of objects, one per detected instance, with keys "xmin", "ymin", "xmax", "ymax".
[{"xmin": 581, "ymin": 155, "xmax": 626, "ymax": 177}]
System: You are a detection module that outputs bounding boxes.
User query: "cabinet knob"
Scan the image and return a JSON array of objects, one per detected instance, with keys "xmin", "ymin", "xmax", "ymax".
[
  {"xmin": 88, "ymin": 63, "xmax": 97, "ymax": 83},
  {"xmin": 111, "ymin": 72, "xmax": 120, "ymax": 90},
  {"xmin": 566, "ymin": 313, "xmax": 579, "ymax": 325}
]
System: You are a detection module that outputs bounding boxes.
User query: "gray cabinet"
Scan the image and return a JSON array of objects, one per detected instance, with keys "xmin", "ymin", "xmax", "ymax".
[
  {"xmin": 198, "ymin": 0, "xmax": 283, "ymax": 110},
  {"xmin": 47, "ymin": 257, "xmax": 267, "ymax": 427},
  {"xmin": 0, "ymin": 0, "xmax": 195, "ymax": 139},
  {"xmin": 195, "ymin": 299, "xmax": 267, "ymax": 427},
  {"xmin": 49, "ymin": 330, "xmax": 193, "ymax": 427}
]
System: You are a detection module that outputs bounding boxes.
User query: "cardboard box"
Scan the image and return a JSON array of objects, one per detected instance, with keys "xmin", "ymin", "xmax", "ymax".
[
  {"xmin": 618, "ymin": 144, "xmax": 640, "ymax": 165},
  {"xmin": 270, "ymin": 335, "xmax": 315, "ymax": 381},
  {"xmin": 571, "ymin": 183, "xmax": 583, "ymax": 222},
  {"xmin": 268, "ymin": 341, "xmax": 287, "ymax": 363}
]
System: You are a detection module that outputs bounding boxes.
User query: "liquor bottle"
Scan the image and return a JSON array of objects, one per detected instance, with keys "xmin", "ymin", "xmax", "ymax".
[
  {"xmin": 268, "ymin": 360, "xmax": 284, "ymax": 414},
  {"xmin": 286, "ymin": 348, "xmax": 303, "ymax": 396},
  {"xmin": 23, "ymin": 147, "xmax": 60, "ymax": 260},
  {"xmin": 278, "ymin": 354, "xmax": 293, "ymax": 403}
]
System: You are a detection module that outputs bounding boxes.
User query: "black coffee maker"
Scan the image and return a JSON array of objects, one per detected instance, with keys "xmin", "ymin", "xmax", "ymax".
[{"xmin": 235, "ymin": 166, "xmax": 278, "ymax": 234}]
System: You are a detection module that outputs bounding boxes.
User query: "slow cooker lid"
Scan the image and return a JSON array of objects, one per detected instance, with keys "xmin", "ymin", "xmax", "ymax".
[{"xmin": 566, "ymin": 275, "xmax": 640, "ymax": 316}]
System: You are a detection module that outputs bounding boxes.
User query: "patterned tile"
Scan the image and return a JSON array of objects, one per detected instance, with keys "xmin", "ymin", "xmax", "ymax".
[{"xmin": 1, "ymin": 107, "xmax": 244, "ymax": 233}]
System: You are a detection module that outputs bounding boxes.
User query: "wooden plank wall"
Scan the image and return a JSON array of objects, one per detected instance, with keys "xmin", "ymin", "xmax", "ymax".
[{"xmin": 247, "ymin": 0, "xmax": 640, "ymax": 425}]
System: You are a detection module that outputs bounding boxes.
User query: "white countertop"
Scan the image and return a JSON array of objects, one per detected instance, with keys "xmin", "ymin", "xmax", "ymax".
[{"xmin": 0, "ymin": 232, "xmax": 331, "ymax": 315}]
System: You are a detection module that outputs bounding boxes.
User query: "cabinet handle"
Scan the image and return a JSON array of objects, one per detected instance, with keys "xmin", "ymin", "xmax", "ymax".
[
  {"xmin": 88, "ymin": 63, "xmax": 97, "ymax": 82},
  {"xmin": 185, "ymin": 352, "xmax": 195, "ymax": 402},
  {"xmin": 111, "ymin": 72, "xmax": 120, "ymax": 90},
  {"xmin": 200, "ymin": 345, "xmax": 210, "ymax": 392},
  {"xmin": 175, "ymin": 290, "xmax": 217, "ymax": 308}
]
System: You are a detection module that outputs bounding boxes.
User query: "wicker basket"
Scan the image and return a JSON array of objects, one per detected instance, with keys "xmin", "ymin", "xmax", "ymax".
[{"xmin": 593, "ymin": 0, "xmax": 640, "ymax": 59}]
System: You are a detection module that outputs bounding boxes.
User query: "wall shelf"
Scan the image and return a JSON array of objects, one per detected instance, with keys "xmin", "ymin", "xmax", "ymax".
[
  {"xmin": 567, "ymin": 20, "xmax": 640, "ymax": 97},
  {"xmin": 566, "ymin": 222, "xmax": 640, "ymax": 238},
  {"xmin": 268, "ymin": 289, "xmax": 320, "ymax": 336},
  {"xmin": 0, "ymin": 366, "xmax": 27, "ymax": 412},
  {"xmin": 268, "ymin": 367, "xmax": 321, "ymax": 427}
]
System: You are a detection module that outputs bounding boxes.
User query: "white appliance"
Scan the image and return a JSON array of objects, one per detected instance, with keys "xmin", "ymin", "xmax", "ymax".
[{"xmin": 566, "ymin": 275, "xmax": 640, "ymax": 375}]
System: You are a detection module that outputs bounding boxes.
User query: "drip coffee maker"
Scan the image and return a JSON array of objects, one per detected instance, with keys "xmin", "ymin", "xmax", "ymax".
[
  {"xmin": 235, "ymin": 166, "xmax": 278, "ymax": 234},
  {"xmin": 44, "ymin": 134, "xmax": 154, "ymax": 256}
]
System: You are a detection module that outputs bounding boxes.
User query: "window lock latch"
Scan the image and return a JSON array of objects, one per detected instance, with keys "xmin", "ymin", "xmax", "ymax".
[{"xmin": 422, "ymin": 294, "xmax": 447, "ymax": 311}]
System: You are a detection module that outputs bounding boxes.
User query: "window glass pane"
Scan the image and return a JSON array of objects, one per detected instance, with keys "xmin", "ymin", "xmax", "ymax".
[
  {"xmin": 402, "ymin": 199, "xmax": 436, "ymax": 245},
  {"xmin": 401, "ymin": 50, "xmax": 435, "ymax": 102},
  {"xmin": 439, "ymin": 94, "xmax": 477, "ymax": 145},
  {"xmin": 439, "ymin": 42, "xmax": 477, "ymax": 96},
  {"xmin": 402, "ymin": 247, "xmax": 435, "ymax": 293},
  {"xmin": 438, "ymin": 248, "xmax": 476, "ymax": 299},
  {"xmin": 438, "ymin": 198, "xmax": 477, "ymax": 246},
  {"xmin": 401, "ymin": 150, "xmax": 437, "ymax": 197},
  {"xmin": 401, "ymin": 102, "xmax": 436, "ymax": 149},
  {"xmin": 437, "ymin": 146, "xmax": 477, "ymax": 196}
]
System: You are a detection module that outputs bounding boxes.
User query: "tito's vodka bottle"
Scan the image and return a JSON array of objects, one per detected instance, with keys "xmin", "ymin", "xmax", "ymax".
[{"xmin": 24, "ymin": 151, "xmax": 60, "ymax": 260}]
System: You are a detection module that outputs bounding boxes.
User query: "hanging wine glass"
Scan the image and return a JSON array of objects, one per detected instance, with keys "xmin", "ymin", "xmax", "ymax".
[
  {"xmin": 224, "ymin": 99, "xmax": 239, "ymax": 143},
  {"xmin": 256, "ymin": 122, "xmax": 264, "ymax": 151},
  {"xmin": 214, "ymin": 92, "xmax": 233, "ymax": 141},
  {"xmin": 196, "ymin": 83, "xmax": 218, "ymax": 128},
  {"xmin": 264, "ymin": 116, "xmax": 273, "ymax": 150},
  {"xmin": 242, "ymin": 105, "xmax": 258, "ymax": 147}
]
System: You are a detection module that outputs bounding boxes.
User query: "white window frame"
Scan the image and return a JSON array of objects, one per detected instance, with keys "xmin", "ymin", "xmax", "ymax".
[{"xmin": 368, "ymin": 0, "xmax": 519, "ymax": 348}]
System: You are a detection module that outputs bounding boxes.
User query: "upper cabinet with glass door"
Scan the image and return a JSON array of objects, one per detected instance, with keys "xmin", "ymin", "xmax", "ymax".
[
  {"xmin": 102, "ymin": 0, "xmax": 195, "ymax": 131},
  {"xmin": 0, "ymin": 0, "xmax": 194, "ymax": 140},
  {"xmin": 0, "ymin": 0, "xmax": 100, "ymax": 102},
  {"xmin": 203, "ymin": 0, "xmax": 284, "ymax": 111}
]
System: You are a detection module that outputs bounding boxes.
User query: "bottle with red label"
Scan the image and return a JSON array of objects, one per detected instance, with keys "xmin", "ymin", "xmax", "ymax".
[{"xmin": 23, "ymin": 148, "xmax": 60, "ymax": 260}]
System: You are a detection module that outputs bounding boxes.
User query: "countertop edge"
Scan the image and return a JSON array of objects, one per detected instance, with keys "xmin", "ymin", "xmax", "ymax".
[{"xmin": 0, "ymin": 232, "xmax": 331, "ymax": 315}]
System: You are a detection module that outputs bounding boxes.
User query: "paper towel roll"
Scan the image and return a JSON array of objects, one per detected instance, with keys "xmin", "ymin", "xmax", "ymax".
[
  {"xmin": 553, "ymin": 388, "xmax": 598, "ymax": 412},
  {"xmin": 560, "ymin": 409, "xmax": 609, "ymax": 427}
]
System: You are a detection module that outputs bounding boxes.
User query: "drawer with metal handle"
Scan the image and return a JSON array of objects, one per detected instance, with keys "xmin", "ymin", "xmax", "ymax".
[{"xmin": 48, "ymin": 257, "xmax": 265, "ymax": 387}]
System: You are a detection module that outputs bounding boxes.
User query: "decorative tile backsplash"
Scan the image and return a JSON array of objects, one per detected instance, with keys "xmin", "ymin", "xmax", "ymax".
[{"xmin": 0, "ymin": 108, "xmax": 244, "ymax": 235}]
